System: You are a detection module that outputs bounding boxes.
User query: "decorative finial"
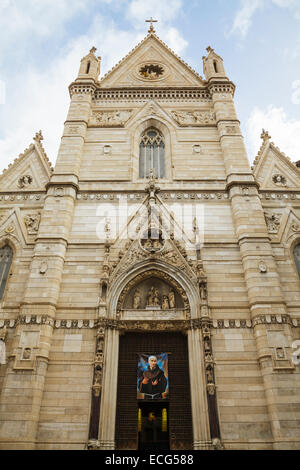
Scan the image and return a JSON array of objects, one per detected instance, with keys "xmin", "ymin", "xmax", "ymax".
[
  {"xmin": 145, "ymin": 168, "xmax": 160, "ymax": 199},
  {"xmin": 90, "ymin": 47, "xmax": 97, "ymax": 54},
  {"xmin": 206, "ymin": 46, "xmax": 214, "ymax": 53},
  {"xmin": 33, "ymin": 130, "xmax": 43, "ymax": 143},
  {"xmin": 146, "ymin": 17, "xmax": 158, "ymax": 33},
  {"xmin": 261, "ymin": 129, "xmax": 271, "ymax": 142}
]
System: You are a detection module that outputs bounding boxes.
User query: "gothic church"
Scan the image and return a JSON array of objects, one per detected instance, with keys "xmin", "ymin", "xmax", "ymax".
[{"xmin": 0, "ymin": 24, "xmax": 300, "ymax": 450}]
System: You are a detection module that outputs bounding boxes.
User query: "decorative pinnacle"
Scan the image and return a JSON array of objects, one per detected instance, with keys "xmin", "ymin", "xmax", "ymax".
[
  {"xmin": 33, "ymin": 130, "xmax": 43, "ymax": 143},
  {"xmin": 90, "ymin": 47, "xmax": 97, "ymax": 54},
  {"xmin": 146, "ymin": 17, "xmax": 158, "ymax": 33},
  {"xmin": 206, "ymin": 46, "xmax": 214, "ymax": 54},
  {"xmin": 261, "ymin": 129, "xmax": 271, "ymax": 142}
]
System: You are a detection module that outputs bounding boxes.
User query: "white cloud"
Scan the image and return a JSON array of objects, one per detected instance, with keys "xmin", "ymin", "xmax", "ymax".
[
  {"xmin": 230, "ymin": 0, "xmax": 300, "ymax": 38},
  {"xmin": 245, "ymin": 105, "xmax": 300, "ymax": 162},
  {"xmin": 229, "ymin": 0, "xmax": 264, "ymax": 38},
  {"xmin": 0, "ymin": 15, "xmax": 145, "ymax": 170},
  {"xmin": 292, "ymin": 80, "xmax": 300, "ymax": 104},
  {"xmin": 0, "ymin": 0, "xmax": 188, "ymax": 173}
]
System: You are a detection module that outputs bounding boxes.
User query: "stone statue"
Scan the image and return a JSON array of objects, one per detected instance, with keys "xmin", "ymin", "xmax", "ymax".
[
  {"xmin": 200, "ymin": 282, "xmax": 207, "ymax": 301},
  {"xmin": 133, "ymin": 289, "xmax": 142, "ymax": 309},
  {"xmin": 153, "ymin": 288, "xmax": 160, "ymax": 307},
  {"xmin": 162, "ymin": 295, "xmax": 170, "ymax": 310},
  {"xmin": 147, "ymin": 286, "xmax": 161, "ymax": 308},
  {"xmin": 168, "ymin": 290, "xmax": 176, "ymax": 309}
]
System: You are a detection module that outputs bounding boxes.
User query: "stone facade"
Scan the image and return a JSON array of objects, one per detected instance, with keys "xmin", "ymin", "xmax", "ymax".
[{"xmin": 0, "ymin": 32, "xmax": 299, "ymax": 451}]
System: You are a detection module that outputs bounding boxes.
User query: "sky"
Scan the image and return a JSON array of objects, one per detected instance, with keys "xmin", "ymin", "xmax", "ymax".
[{"xmin": 0, "ymin": 0, "xmax": 300, "ymax": 173}]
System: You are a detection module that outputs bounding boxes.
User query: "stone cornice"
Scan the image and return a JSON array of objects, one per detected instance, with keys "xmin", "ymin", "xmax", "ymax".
[
  {"xmin": 93, "ymin": 87, "xmax": 212, "ymax": 102},
  {"xmin": 0, "ymin": 314, "xmax": 299, "ymax": 330}
]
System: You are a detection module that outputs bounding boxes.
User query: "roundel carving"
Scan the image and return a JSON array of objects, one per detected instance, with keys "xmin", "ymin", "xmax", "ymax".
[{"xmin": 136, "ymin": 62, "xmax": 169, "ymax": 82}]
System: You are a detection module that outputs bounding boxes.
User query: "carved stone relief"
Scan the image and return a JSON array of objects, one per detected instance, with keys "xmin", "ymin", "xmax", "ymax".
[
  {"xmin": 125, "ymin": 278, "xmax": 182, "ymax": 311},
  {"xmin": 264, "ymin": 212, "xmax": 281, "ymax": 234},
  {"xmin": 24, "ymin": 213, "xmax": 41, "ymax": 235},
  {"xmin": 171, "ymin": 110, "xmax": 216, "ymax": 126},
  {"xmin": 17, "ymin": 175, "xmax": 33, "ymax": 189},
  {"xmin": 117, "ymin": 270, "xmax": 189, "ymax": 316},
  {"xmin": 90, "ymin": 110, "xmax": 132, "ymax": 127},
  {"xmin": 272, "ymin": 174, "xmax": 287, "ymax": 187},
  {"xmin": 92, "ymin": 327, "xmax": 105, "ymax": 397}
]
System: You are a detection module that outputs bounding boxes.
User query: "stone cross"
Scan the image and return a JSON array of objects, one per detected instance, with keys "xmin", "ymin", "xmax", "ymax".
[{"xmin": 146, "ymin": 17, "xmax": 158, "ymax": 33}]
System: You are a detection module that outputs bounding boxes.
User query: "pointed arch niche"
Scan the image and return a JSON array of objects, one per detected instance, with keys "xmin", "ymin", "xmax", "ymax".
[
  {"xmin": 131, "ymin": 117, "xmax": 174, "ymax": 182},
  {"xmin": 0, "ymin": 237, "xmax": 18, "ymax": 303}
]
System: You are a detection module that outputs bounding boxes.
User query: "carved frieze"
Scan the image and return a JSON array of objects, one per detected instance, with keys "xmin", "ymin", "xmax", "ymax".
[
  {"xmin": 171, "ymin": 110, "xmax": 216, "ymax": 126},
  {"xmin": 90, "ymin": 110, "xmax": 132, "ymax": 127}
]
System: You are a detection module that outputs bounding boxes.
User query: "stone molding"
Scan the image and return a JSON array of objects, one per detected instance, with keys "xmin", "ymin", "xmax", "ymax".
[
  {"xmin": 93, "ymin": 88, "xmax": 212, "ymax": 102},
  {"xmin": 0, "ymin": 314, "xmax": 299, "ymax": 331},
  {"xmin": 76, "ymin": 191, "xmax": 230, "ymax": 201}
]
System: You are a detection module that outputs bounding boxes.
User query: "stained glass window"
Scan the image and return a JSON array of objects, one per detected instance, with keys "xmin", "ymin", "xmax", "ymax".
[{"xmin": 139, "ymin": 128, "xmax": 165, "ymax": 179}]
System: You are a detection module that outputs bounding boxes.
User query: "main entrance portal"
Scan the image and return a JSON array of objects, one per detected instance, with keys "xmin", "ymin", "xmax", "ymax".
[{"xmin": 116, "ymin": 332, "xmax": 193, "ymax": 450}]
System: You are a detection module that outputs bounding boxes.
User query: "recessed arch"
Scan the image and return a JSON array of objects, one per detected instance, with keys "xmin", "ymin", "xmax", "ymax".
[
  {"xmin": 130, "ymin": 116, "xmax": 175, "ymax": 182},
  {"xmin": 107, "ymin": 259, "xmax": 200, "ymax": 321}
]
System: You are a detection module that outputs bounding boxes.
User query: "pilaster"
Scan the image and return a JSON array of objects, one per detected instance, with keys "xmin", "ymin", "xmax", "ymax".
[{"xmin": 210, "ymin": 83, "xmax": 296, "ymax": 449}]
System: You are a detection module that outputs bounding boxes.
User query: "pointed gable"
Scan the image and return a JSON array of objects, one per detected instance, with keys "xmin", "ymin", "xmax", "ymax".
[
  {"xmin": 253, "ymin": 130, "xmax": 300, "ymax": 190},
  {"xmin": 99, "ymin": 33, "xmax": 205, "ymax": 89},
  {"xmin": 0, "ymin": 132, "xmax": 53, "ymax": 192}
]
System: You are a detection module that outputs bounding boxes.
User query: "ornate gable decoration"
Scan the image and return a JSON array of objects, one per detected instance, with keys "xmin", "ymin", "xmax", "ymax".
[
  {"xmin": 253, "ymin": 130, "xmax": 300, "ymax": 189},
  {"xmin": 0, "ymin": 131, "xmax": 53, "ymax": 192},
  {"xmin": 99, "ymin": 33, "xmax": 205, "ymax": 88}
]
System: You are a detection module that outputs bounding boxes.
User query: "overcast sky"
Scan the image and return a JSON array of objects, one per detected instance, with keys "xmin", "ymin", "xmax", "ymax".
[{"xmin": 0, "ymin": 0, "xmax": 300, "ymax": 173}]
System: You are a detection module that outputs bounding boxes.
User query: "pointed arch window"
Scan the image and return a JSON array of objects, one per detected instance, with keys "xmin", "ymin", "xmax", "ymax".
[
  {"xmin": 293, "ymin": 244, "xmax": 300, "ymax": 279},
  {"xmin": 0, "ymin": 245, "xmax": 13, "ymax": 300},
  {"xmin": 139, "ymin": 128, "xmax": 165, "ymax": 179}
]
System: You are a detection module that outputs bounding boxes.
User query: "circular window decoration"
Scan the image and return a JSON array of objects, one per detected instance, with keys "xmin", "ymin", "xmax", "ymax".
[{"xmin": 136, "ymin": 62, "xmax": 168, "ymax": 82}]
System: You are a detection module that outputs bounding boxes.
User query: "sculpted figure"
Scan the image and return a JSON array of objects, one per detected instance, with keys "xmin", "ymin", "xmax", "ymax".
[
  {"xmin": 162, "ymin": 295, "xmax": 170, "ymax": 310},
  {"xmin": 147, "ymin": 286, "xmax": 155, "ymax": 307},
  {"xmin": 168, "ymin": 290, "xmax": 176, "ymax": 309},
  {"xmin": 133, "ymin": 289, "xmax": 142, "ymax": 309},
  {"xmin": 200, "ymin": 282, "xmax": 207, "ymax": 301},
  {"xmin": 144, "ymin": 239, "xmax": 153, "ymax": 251},
  {"xmin": 153, "ymin": 288, "xmax": 160, "ymax": 307}
]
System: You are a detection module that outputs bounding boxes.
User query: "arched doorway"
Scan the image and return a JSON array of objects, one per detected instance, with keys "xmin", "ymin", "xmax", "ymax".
[{"xmin": 97, "ymin": 262, "xmax": 212, "ymax": 450}]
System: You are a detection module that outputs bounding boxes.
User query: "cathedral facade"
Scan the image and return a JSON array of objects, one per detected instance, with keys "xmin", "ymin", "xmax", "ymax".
[{"xmin": 0, "ymin": 28, "xmax": 300, "ymax": 450}]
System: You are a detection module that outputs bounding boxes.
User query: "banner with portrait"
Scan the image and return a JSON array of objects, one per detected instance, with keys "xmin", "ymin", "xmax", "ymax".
[{"xmin": 137, "ymin": 353, "xmax": 169, "ymax": 400}]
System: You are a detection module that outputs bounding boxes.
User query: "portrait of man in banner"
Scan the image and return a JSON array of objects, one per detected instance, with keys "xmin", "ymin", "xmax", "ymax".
[{"xmin": 137, "ymin": 353, "xmax": 169, "ymax": 400}]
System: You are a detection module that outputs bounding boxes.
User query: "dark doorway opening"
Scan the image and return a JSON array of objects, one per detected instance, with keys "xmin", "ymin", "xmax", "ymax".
[
  {"xmin": 116, "ymin": 332, "xmax": 193, "ymax": 450},
  {"xmin": 138, "ymin": 402, "xmax": 170, "ymax": 451}
]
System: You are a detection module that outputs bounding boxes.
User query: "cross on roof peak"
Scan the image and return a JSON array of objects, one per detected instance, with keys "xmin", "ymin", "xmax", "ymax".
[{"xmin": 146, "ymin": 17, "xmax": 158, "ymax": 33}]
